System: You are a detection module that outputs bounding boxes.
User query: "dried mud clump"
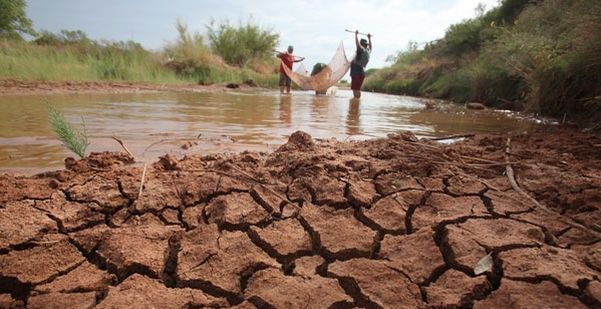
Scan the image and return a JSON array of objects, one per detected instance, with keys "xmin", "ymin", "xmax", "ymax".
[{"xmin": 0, "ymin": 128, "xmax": 599, "ymax": 308}]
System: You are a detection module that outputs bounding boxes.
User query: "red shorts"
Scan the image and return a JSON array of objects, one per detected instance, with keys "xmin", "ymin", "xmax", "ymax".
[{"xmin": 351, "ymin": 74, "xmax": 365, "ymax": 90}]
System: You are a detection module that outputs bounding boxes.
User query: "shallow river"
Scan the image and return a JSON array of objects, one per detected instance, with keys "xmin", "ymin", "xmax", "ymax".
[{"xmin": 0, "ymin": 89, "xmax": 547, "ymax": 174}]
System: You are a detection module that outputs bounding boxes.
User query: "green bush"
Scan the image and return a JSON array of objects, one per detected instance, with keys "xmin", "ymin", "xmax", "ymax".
[{"xmin": 206, "ymin": 19, "xmax": 279, "ymax": 67}]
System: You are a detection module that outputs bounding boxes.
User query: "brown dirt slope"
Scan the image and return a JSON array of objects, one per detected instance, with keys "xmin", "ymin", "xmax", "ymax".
[{"xmin": 0, "ymin": 128, "xmax": 600, "ymax": 308}]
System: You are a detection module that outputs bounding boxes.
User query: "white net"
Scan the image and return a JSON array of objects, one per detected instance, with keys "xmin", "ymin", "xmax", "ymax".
[{"xmin": 281, "ymin": 42, "xmax": 351, "ymax": 92}]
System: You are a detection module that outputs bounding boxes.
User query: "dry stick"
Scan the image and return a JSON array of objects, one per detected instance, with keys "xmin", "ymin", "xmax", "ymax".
[
  {"xmin": 138, "ymin": 161, "xmax": 148, "ymax": 199},
  {"xmin": 111, "ymin": 136, "xmax": 135, "ymax": 158},
  {"xmin": 505, "ymin": 137, "xmax": 601, "ymax": 240},
  {"xmin": 111, "ymin": 136, "xmax": 147, "ymax": 200},
  {"xmin": 428, "ymin": 134, "xmax": 475, "ymax": 141}
]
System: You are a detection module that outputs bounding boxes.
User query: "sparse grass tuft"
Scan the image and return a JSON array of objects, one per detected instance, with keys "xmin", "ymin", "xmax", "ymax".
[{"xmin": 48, "ymin": 104, "xmax": 89, "ymax": 158}]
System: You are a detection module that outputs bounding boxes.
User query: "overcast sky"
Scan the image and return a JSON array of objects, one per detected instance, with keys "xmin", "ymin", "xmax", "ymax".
[{"xmin": 26, "ymin": 0, "xmax": 499, "ymax": 69}]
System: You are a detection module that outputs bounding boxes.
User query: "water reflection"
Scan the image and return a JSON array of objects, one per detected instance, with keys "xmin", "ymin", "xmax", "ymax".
[
  {"xmin": 346, "ymin": 98, "xmax": 361, "ymax": 136},
  {"xmin": 0, "ymin": 90, "xmax": 546, "ymax": 173},
  {"xmin": 279, "ymin": 95, "xmax": 292, "ymax": 126}
]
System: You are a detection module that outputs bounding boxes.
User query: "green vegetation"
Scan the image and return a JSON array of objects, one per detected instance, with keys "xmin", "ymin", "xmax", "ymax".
[
  {"xmin": 0, "ymin": 7, "xmax": 279, "ymax": 86},
  {"xmin": 365, "ymin": 0, "xmax": 601, "ymax": 126},
  {"xmin": 207, "ymin": 19, "xmax": 278, "ymax": 67},
  {"xmin": 162, "ymin": 20, "xmax": 279, "ymax": 86},
  {"xmin": 0, "ymin": 0, "xmax": 35, "ymax": 39},
  {"xmin": 48, "ymin": 104, "xmax": 89, "ymax": 158}
]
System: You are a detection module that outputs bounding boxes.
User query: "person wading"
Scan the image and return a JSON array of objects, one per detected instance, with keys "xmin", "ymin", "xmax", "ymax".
[
  {"xmin": 275, "ymin": 46, "xmax": 305, "ymax": 94},
  {"xmin": 350, "ymin": 31, "xmax": 372, "ymax": 99}
]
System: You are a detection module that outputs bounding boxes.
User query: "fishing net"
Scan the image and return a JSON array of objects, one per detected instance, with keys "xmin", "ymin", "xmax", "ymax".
[{"xmin": 281, "ymin": 42, "xmax": 351, "ymax": 92}]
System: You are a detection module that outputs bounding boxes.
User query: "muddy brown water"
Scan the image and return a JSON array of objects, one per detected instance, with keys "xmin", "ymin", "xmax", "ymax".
[{"xmin": 0, "ymin": 89, "xmax": 548, "ymax": 174}]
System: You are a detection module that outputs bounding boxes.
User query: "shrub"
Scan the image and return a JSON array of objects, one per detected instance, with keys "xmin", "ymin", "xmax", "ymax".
[{"xmin": 206, "ymin": 19, "xmax": 279, "ymax": 67}]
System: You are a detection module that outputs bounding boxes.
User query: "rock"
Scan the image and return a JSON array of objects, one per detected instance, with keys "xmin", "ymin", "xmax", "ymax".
[
  {"xmin": 500, "ymin": 246, "xmax": 598, "ymax": 289},
  {"xmin": 248, "ymin": 219, "xmax": 312, "ymax": 258},
  {"xmin": 292, "ymin": 256, "xmax": 325, "ymax": 278},
  {"xmin": 177, "ymin": 226, "xmax": 278, "ymax": 295},
  {"xmin": 446, "ymin": 218, "xmax": 544, "ymax": 269},
  {"xmin": 27, "ymin": 292, "xmax": 96, "ymax": 309},
  {"xmin": 426, "ymin": 270, "xmax": 490, "ymax": 307},
  {"xmin": 466, "ymin": 102, "xmax": 486, "ymax": 110},
  {"xmin": 0, "ymin": 200, "xmax": 57, "ymax": 250},
  {"xmin": 361, "ymin": 194, "xmax": 410, "ymax": 233},
  {"xmin": 0, "ymin": 239, "xmax": 85, "ymax": 285},
  {"xmin": 35, "ymin": 261, "xmax": 114, "ymax": 293},
  {"xmin": 245, "ymin": 268, "xmax": 351, "ymax": 308},
  {"xmin": 380, "ymin": 228, "xmax": 445, "ymax": 284},
  {"xmin": 96, "ymin": 224, "xmax": 182, "ymax": 279},
  {"xmin": 412, "ymin": 193, "xmax": 488, "ymax": 231},
  {"xmin": 97, "ymin": 274, "xmax": 227, "ymax": 308},
  {"xmin": 205, "ymin": 192, "xmax": 270, "ymax": 228},
  {"xmin": 300, "ymin": 203, "xmax": 375, "ymax": 259},
  {"xmin": 473, "ymin": 280, "xmax": 586, "ymax": 308},
  {"xmin": 328, "ymin": 258, "xmax": 424, "ymax": 308}
]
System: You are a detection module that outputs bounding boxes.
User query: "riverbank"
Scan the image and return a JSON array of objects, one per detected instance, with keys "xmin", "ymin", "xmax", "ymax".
[
  {"xmin": 0, "ymin": 79, "xmax": 263, "ymax": 95},
  {"xmin": 1, "ymin": 127, "xmax": 600, "ymax": 308}
]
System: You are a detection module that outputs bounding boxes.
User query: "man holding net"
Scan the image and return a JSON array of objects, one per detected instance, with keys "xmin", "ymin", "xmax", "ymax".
[
  {"xmin": 275, "ymin": 46, "xmax": 305, "ymax": 94},
  {"xmin": 351, "ymin": 31, "xmax": 372, "ymax": 99}
]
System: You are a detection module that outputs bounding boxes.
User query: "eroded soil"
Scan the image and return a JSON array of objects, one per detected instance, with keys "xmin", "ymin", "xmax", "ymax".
[
  {"xmin": 0, "ymin": 79, "xmax": 257, "ymax": 95},
  {"xmin": 1, "ymin": 128, "xmax": 600, "ymax": 308}
]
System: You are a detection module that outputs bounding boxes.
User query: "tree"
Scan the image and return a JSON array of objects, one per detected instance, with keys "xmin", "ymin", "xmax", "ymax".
[{"xmin": 0, "ymin": 0, "xmax": 35, "ymax": 39}]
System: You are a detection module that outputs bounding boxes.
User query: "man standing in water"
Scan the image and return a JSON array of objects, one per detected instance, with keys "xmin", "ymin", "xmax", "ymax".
[
  {"xmin": 276, "ymin": 46, "xmax": 305, "ymax": 94},
  {"xmin": 351, "ymin": 31, "xmax": 372, "ymax": 99}
]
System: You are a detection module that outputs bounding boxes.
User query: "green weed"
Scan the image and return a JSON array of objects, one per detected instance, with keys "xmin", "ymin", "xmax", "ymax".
[{"xmin": 47, "ymin": 104, "xmax": 89, "ymax": 159}]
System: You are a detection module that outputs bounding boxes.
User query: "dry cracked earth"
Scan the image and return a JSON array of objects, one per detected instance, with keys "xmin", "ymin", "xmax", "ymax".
[{"xmin": 1, "ymin": 128, "xmax": 600, "ymax": 308}]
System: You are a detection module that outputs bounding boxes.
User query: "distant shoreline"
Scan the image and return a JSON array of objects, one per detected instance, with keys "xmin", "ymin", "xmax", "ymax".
[{"xmin": 0, "ymin": 79, "xmax": 263, "ymax": 96}]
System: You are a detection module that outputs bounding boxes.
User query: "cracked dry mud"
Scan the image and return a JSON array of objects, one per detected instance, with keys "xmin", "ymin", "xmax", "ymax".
[{"xmin": 1, "ymin": 128, "xmax": 600, "ymax": 308}]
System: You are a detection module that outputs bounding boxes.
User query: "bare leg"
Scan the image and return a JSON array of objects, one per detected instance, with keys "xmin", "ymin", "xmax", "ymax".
[
  {"xmin": 353, "ymin": 90, "xmax": 361, "ymax": 99},
  {"xmin": 280, "ymin": 86, "xmax": 285, "ymax": 94},
  {"xmin": 286, "ymin": 86, "xmax": 291, "ymax": 94}
]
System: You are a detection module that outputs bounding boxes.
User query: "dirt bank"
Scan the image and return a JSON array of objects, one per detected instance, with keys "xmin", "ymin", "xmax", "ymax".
[
  {"xmin": 0, "ymin": 79, "xmax": 259, "ymax": 95},
  {"xmin": 1, "ymin": 128, "xmax": 600, "ymax": 308}
]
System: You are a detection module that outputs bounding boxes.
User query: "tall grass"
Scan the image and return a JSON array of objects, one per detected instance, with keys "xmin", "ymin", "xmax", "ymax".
[
  {"xmin": 48, "ymin": 104, "xmax": 89, "ymax": 158},
  {"xmin": 163, "ymin": 20, "xmax": 278, "ymax": 86},
  {"xmin": 0, "ymin": 39, "xmax": 186, "ymax": 83},
  {"xmin": 0, "ymin": 19, "xmax": 280, "ymax": 87}
]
